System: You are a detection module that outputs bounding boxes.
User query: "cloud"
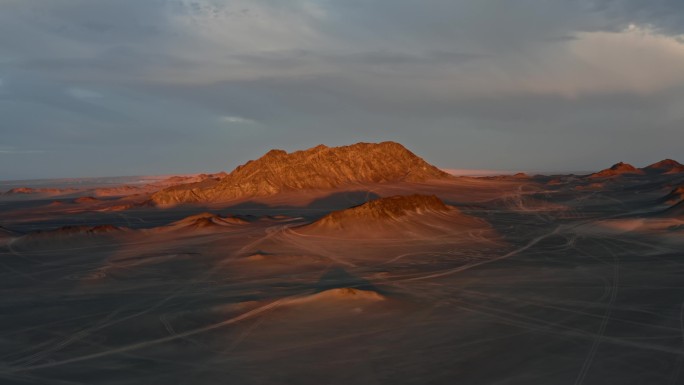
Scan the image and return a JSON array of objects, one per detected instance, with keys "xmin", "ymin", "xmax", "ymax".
[
  {"xmin": 3, "ymin": 0, "xmax": 683, "ymax": 92},
  {"xmin": 2, "ymin": 0, "xmax": 684, "ymax": 178},
  {"xmin": 67, "ymin": 87, "xmax": 103, "ymax": 99},
  {"xmin": 219, "ymin": 115, "xmax": 257, "ymax": 124},
  {"xmin": 0, "ymin": 147, "xmax": 45, "ymax": 154}
]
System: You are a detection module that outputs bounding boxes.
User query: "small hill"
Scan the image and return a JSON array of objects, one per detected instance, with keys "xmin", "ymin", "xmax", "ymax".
[
  {"xmin": 292, "ymin": 288, "xmax": 386, "ymax": 304},
  {"xmin": 74, "ymin": 196, "xmax": 99, "ymax": 204},
  {"xmin": 151, "ymin": 142, "xmax": 451, "ymax": 206},
  {"xmin": 301, "ymin": 194, "xmax": 487, "ymax": 238},
  {"xmin": 315, "ymin": 194, "xmax": 449, "ymax": 226},
  {"xmin": 589, "ymin": 162, "xmax": 644, "ymax": 178},
  {"xmin": 165, "ymin": 212, "xmax": 249, "ymax": 231},
  {"xmin": 643, "ymin": 159, "xmax": 684, "ymax": 175}
]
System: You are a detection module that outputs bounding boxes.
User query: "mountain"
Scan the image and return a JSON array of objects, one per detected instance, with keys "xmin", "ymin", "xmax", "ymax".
[
  {"xmin": 643, "ymin": 159, "xmax": 684, "ymax": 174},
  {"xmin": 589, "ymin": 162, "xmax": 644, "ymax": 178},
  {"xmin": 151, "ymin": 142, "xmax": 451, "ymax": 206}
]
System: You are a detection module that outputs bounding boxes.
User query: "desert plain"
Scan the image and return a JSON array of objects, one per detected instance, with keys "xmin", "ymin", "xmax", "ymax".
[{"xmin": 1, "ymin": 142, "xmax": 684, "ymax": 385}]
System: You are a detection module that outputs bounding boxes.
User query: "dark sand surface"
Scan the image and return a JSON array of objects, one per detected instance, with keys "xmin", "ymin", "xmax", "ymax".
[{"xmin": 2, "ymin": 174, "xmax": 684, "ymax": 384}]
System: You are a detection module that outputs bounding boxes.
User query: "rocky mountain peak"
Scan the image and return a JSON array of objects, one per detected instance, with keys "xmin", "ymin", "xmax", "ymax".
[{"xmin": 151, "ymin": 142, "xmax": 451, "ymax": 206}]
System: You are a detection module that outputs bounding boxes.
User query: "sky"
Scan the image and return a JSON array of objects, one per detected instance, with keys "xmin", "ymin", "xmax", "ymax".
[{"xmin": 1, "ymin": 0, "xmax": 684, "ymax": 179}]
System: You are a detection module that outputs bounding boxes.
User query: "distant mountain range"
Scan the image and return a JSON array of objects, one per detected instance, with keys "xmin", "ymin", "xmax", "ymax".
[{"xmin": 590, "ymin": 159, "xmax": 684, "ymax": 178}]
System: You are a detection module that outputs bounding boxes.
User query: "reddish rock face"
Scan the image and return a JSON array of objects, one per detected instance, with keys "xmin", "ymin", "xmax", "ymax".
[
  {"xmin": 151, "ymin": 142, "xmax": 452, "ymax": 205},
  {"xmin": 590, "ymin": 162, "xmax": 643, "ymax": 178}
]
